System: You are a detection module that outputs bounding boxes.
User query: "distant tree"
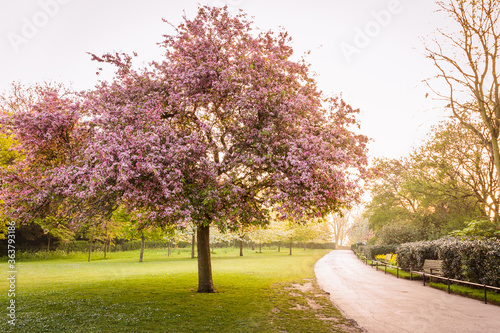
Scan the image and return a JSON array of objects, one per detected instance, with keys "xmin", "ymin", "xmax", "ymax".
[
  {"xmin": 347, "ymin": 216, "xmax": 371, "ymax": 244},
  {"xmin": 118, "ymin": 211, "xmax": 167, "ymax": 263},
  {"xmin": 37, "ymin": 217, "xmax": 75, "ymax": 258},
  {"xmin": 247, "ymin": 226, "xmax": 272, "ymax": 253},
  {"xmin": 329, "ymin": 208, "xmax": 362, "ymax": 248}
]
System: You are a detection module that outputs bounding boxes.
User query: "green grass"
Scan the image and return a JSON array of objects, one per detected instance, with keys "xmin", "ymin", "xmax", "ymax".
[
  {"xmin": 429, "ymin": 282, "xmax": 500, "ymax": 305},
  {"xmin": 0, "ymin": 248, "xmax": 361, "ymax": 332},
  {"xmin": 365, "ymin": 260, "xmax": 416, "ymax": 280}
]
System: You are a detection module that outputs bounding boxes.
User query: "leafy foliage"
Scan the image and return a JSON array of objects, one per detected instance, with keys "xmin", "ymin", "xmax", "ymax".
[
  {"xmin": 450, "ymin": 219, "xmax": 500, "ymax": 238},
  {"xmin": 366, "ymin": 119, "xmax": 492, "ymax": 244}
]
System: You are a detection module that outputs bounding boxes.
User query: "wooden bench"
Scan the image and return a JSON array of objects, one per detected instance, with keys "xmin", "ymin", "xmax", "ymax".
[
  {"xmin": 372, "ymin": 254, "xmax": 395, "ymax": 275},
  {"xmin": 421, "ymin": 259, "xmax": 443, "ymax": 285},
  {"xmin": 382, "ymin": 254, "xmax": 393, "ymax": 264},
  {"xmin": 423, "ymin": 259, "xmax": 443, "ymax": 276}
]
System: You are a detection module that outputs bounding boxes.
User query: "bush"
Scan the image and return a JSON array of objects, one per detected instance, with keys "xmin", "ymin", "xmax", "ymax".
[
  {"xmin": 459, "ymin": 238, "xmax": 500, "ymax": 287},
  {"xmin": 358, "ymin": 244, "xmax": 398, "ymax": 260},
  {"xmin": 436, "ymin": 237, "xmax": 463, "ymax": 280},
  {"xmin": 396, "ymin": 240, "xmax": 440, "ymax": 270},
  {"xmin": 396, "ymin": 237, "xmax": 500, "ymax": 287}
]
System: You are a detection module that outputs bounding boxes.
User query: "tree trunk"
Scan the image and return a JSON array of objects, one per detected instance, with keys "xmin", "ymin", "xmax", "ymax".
[
  {"xmin": 46, "ymin": 234, "xmax": 51, "ymax": 259},
  {"xmin": 139, "ymin": 233, "xmax": 145, "ymax": 262},
  {"xmin": 191, "ymin": 232, "xmax": 196, "ymax": 259},
  {"xmin": 88, "ymin": 226, "xmax": 95, "ymax": 262},
  {"xmin": 239, "ymin": 239, "xmax": 243, "ymax": 256},
  {"xmin": 197, "ymin": 225, "xmax": 215, "ymax": 293},
  {"xmin": 289, "ymin": 241, "xmax": 292, "ymax": 256},
  {"xmin": 168, "ymin": 240, "xmax": 171, "ymax": 257},
  {"xmin": 259, "ymin": 242, "xmax": 262, "ymax": 253},
  {"xmin": 104, "ymin": 240, "xmax": 107, "ymax": 259},
  {"xmin": 278, "ymin": 241, "xmax": 281, "ymax": 252},
  {"xmin": 303, "ymin": 242, "xmax": 306, "ymax": 251}
]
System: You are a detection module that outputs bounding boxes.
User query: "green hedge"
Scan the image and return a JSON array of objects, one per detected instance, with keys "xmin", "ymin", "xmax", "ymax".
[
  {"xmin": 56, "ymin": 240, "xmax": 170, "ymax": 253},
  {"xmin": 396, "ymin": 237, "xmax": 500, "ymax": 287},
  {"xmin": 358, "ymin": 244, "xmax": 398, "ymax": 260},
  {"xmin": 396, "ymin": 240, "xmax": 440, "ymax": 270},
  {"xmin": 459, "ymin": 238, "xmax": 500, "ymax": 287}
]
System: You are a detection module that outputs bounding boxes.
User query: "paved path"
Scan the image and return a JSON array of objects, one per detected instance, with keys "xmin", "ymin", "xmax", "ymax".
[{"xmin": 315, "ymin": 250, "xmax": 500, "ymax": 333}]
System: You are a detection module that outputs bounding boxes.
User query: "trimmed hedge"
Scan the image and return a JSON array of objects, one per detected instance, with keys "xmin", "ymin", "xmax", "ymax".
[
  {"xmin": 51, "ymin": 240, "xmax": 171, "ymax": 254},
  {"xmin": 395, "ymin": 237, "xmax": 500, "ymax": 287},
  {"xmin": 396, "ymin": 240, "xmax": 440, "ymax": 270},
  {"xmin": 358, "ymin": 244, "xmax": 398, "ymax": 260}
]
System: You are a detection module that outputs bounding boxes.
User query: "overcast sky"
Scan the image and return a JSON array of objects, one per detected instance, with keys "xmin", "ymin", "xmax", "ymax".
[{"xmin": 0, "ymin": 0, "xmax": 453, "ymax": 160}]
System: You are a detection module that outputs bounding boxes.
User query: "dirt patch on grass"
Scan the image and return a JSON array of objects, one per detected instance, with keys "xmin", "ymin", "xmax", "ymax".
[
  {"xmin": 286, "ymin": 281, "xmax": 314, "ymax": 293},
  {"xmin": 270, "ymin": 279, "xmax": 364, "ymax": 332}
]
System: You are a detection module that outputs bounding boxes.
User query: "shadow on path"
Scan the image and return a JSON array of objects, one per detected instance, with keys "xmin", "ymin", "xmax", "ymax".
[{"xmin": 315, "ymin": 250, "xmax": 500, "ymax": 333}]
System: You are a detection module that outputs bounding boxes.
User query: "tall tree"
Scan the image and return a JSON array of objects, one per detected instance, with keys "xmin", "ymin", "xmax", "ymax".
[
  {"xmin": 1, "ymin": 6, "xmax": 368, "ymax": 293},
  {"xmin": 82, "ymin": 6, "xmax": 367, "ymax": 292},
  {"xmin": 426, "ymin": 0, "xmax": 500, "ymax": 222}
]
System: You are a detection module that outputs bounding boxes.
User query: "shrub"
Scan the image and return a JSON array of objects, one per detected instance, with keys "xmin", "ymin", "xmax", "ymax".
[
  {"xmin": 358, "ymin": 244, "xmax": 398, "ymax": 260},
  {"xmin": 436, "ymin": 237, "xmax": 463, "ymax": 280},
  {"xmin": 459, "ymin": 238, "xmax": 500, "ymax": 287},
  {"xmin": 396, "ymin": 237, "xmax": 500, "ymax": 287},
  {"xmin": 396, "ymin": 240, "xmax": 440, "ymax": 270}
]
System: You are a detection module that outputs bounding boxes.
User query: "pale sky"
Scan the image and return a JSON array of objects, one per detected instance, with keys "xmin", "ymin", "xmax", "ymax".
[{"xmin": 0, "ymin": 0, "xmax": 453, "ymax": 160}]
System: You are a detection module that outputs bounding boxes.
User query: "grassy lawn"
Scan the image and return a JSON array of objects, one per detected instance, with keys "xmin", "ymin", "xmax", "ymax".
[
  {"xmin": 0, "ymin": 248, "xmax": 361, "ymax": 332},
  {"xmin": 364, "ymin": 260, "xmax": 416, "ymax": 280},
  {"xmin": 429, "ymin": 282, "xmax": 500, "ymax": 306}
]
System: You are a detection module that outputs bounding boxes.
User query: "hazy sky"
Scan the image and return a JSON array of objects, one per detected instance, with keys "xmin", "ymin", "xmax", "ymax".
[{"xmin": 0, "ymin": 0, "xmax": 453, "ymax": 160}]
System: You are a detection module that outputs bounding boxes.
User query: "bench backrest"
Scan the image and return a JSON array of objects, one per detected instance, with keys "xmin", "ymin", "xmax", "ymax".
[{"xmin": 423, "ymin": 259, "xmax": 443, "ymax": 274}]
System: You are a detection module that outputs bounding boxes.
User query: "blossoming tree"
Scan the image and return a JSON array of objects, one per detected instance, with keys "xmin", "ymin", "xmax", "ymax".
[{"xmin": 1, "ymin": 6, "xmax": 368, "ymax": 293}]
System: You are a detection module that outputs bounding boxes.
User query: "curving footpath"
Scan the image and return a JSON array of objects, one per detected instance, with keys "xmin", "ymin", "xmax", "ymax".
[{"xmin": 315, "ymin": 250, "xmax": 500, "ymax": 333}]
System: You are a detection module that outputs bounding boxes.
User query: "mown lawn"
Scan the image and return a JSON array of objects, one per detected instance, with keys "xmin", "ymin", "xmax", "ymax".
[
  {"xmin": 0, "ymin": 248, "xmax": 361, "ymax": 332},
  {"xmin": 429, "ymin": 282, "xmax": 500, "ymax": 306}
]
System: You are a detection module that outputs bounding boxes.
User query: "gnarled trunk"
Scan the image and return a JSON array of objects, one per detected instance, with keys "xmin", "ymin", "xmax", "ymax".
[
  {"xmin": 239, "ymin": 239, "xmax": 243, "ymax": 256},
  {"xmin": 197, "ymin": 225, "xmax": 215, "ymax": 293}
]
